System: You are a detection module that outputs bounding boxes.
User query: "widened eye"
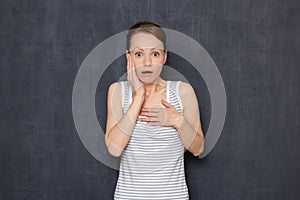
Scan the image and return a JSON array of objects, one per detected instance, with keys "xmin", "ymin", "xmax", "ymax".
[
  {"xmin": 135, "ymin": 52, "xmax": 143, "ymax": 57},
  {"xmin": 152, "ymin": 51, "xmax": 160, "ymax": 57}
]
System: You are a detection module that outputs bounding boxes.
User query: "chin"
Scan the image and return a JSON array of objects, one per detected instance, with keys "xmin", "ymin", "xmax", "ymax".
[
  {"xmin": 137, "ymin": 76, "xmax": 151, "ymax": 82},
  {"xmin": 141, "ymin": 78, "xmax": 157, "ymax": 83}
]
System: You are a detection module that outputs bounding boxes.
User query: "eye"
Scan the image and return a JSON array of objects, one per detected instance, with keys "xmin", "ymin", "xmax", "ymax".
[
  {"xmin": 135, "ymin": 52, "xmax": 143, "ymax": 57},
  {"xmin": 152, "ymin": 51, "xmax": 160, "ymax": 57}
]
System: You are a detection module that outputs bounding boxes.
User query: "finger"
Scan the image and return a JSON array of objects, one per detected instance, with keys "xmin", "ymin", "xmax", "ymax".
[
  {"xmin": 132, "ymin": 59, "xmax": 139, "ymax": 78},
  {"xmin": 139, "ymin": 116, "xmax": 151, "ymax": 122},
  {"xmin": 129, "ymin": 56, "xmax": 134, "ymax": 82},
  {"xmin": 126, "ymin": 53, "xmax": 129, "ymax": 72},
  {"xmin": 161, "ymin": 99, "xmax": 171, "ymax": 108},
  {"xmin": 130, "ymin": 57, "xmax": 136, "ymax": 80},
  {"xmin": 139, "ymin": 116, "xmax": 160, "ymax": 122},
  {"xmin": 139, "ymin": 111, "xmax": 159, "ymax": 117},
  {"xmin": 146, "ymin": 121, "xmax": 162, "ymax": 126},
  {"xmin": 141, "ymin": 108, "xmax": 161, "ymax": 112},
  {"xmin": 141, "ymin": 110, "xmax": 167, "ymax": 124},
  {"xmin": 139, "ymin": 111, "xmax": 151, "ymax": 117},
  {"xmin": 129, "ymin": 54, "xmax": 132, "ymax": 72},
  {"xmin": 127, "ymin": 54, "xmax": 131, "ymax": 78}
]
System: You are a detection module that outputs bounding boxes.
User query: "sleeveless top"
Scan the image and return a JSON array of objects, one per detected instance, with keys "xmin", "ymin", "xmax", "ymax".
[{"xmin": 114, "ymin": 80, "xmax": 189, "ymax": 200}]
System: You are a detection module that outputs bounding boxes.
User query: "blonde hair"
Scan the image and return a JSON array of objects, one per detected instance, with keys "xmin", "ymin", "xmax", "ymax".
[{"xmin": 126, "ymin": 21, "xmax": 166, "ymax": 51}]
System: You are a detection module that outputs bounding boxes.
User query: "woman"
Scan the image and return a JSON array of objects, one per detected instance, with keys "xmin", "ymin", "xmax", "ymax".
[{"xmin": 105, "ymin": 21, "xmax": 205, "ymax": 200}]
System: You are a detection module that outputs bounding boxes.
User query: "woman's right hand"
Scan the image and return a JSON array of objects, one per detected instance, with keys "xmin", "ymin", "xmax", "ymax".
[{"xmin": 126, "ymin": 51, "xmax": 145, "ymax": 98}]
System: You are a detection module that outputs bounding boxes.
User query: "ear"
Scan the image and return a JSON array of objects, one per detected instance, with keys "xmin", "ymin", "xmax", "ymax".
[
  {"xmin": 125, "ymin": 50, "xmax": 130, "ymax": 61},
  {"xmin": 163, "ymin": 50, "xmax": 168, "ymax": 64}
]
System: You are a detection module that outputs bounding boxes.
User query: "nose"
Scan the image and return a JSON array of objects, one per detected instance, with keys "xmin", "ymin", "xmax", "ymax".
[{"xmin": 143, "ymin": 53, "xmax": 152, "ymax": 67}]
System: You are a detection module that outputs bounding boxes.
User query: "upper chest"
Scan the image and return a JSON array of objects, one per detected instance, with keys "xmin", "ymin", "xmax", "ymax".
[{"xmin": 142, "ymin": 88, "xmax": 167, "ymax": 109}]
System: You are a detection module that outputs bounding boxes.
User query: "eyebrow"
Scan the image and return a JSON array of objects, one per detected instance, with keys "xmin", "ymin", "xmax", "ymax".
[{"xmin": 130, "ymin": 47, "xmax": 162, "ymax": 51}]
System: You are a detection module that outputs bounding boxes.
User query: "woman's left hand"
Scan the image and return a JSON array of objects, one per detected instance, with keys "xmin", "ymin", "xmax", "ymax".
[{"xmin": 139, "ymin": 99, "xmax": 181, "ymax": 127}]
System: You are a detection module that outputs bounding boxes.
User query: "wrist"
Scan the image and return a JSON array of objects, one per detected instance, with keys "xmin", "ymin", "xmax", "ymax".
[
  {"xmin": 132, "ymin": 88, "xmax": 145, "ymax": 99},
  {"xmin": 132, "ymin": 92, "xmax": 144, "ymax": 101},
  {"xmin": 132, "ymin": 93, "xmax": 145, "ymax": 107}
]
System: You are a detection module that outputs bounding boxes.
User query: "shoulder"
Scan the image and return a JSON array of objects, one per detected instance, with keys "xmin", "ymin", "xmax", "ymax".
[
  {"xmin": 178, "ymin": 81, "xmax": 195, "ymax": 97},
  {"xmin": 107, "ymin": 81, "xmax": 122, "ymax": 98},
  {"xmin": 177, "ymin": 81, "xmax": 198, "ymax": 109},
  {"xmin": 108, "ymin": 81, "xmax": 121, "ymax": 91}
]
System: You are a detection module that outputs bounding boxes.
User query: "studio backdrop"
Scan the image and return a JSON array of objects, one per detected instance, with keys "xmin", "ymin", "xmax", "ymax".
[{"xmin": 0, "ymin": 0, "xmax": 299, "ymax": 200}]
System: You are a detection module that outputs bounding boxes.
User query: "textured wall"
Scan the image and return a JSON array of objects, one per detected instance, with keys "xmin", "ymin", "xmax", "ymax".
[{"xmin": 0, "ymin": 0, "xmax": 299, "ymax": 199}]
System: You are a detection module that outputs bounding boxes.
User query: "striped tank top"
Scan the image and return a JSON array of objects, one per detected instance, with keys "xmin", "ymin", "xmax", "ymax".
[{"xmin": 114, "ymin": 80, "xmax": 189, "ymax": 200}]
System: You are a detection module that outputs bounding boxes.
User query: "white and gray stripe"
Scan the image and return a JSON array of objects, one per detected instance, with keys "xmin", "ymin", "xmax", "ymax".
[{"xmin": 114, "ymin": 80, "xmax": 189, "ymax": 200}]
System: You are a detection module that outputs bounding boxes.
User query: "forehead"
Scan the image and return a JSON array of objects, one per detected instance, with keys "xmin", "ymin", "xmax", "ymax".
[{"xmin": 130, "ymin": 32, "xmax": 164, "ymax": 50}]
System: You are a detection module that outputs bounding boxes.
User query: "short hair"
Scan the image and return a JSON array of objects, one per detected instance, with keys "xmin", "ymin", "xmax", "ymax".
[{"xmin": 126, "ymin": 21, "xmax": 166, "ymax": 51}]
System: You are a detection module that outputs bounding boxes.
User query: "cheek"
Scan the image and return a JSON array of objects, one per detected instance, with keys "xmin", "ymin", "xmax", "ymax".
[
  {"xmin": 154, "ymin": 64, "xmax": 163, "ymax": 72},
  {"xmin": 157, "ymin": 67, "xmax": 163, "ymax": 74},
  {"xmin": 132, "ymin": 60, "xmax": 143, "ymax": 69}
]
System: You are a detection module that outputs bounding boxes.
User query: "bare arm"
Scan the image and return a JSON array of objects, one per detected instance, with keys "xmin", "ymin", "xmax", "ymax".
[
  {"xmin": 105, "ymin": 50, "xmax": 146, "ymax": 157},
  {"xmin": 105, "ymin": 82, "xmax": 145, "ymax": 157},
  {"xmin": 173, "ymin": 82, "xmax": 205, "ymax": 157}
]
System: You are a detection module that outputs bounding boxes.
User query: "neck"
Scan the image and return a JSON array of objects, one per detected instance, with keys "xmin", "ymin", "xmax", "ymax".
[{"xmin": 143, "ymin": 77, "xmax": 165, "ymax": 94}]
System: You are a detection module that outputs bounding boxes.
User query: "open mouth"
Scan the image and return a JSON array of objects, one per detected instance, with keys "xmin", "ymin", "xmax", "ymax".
[
  {"xmin": 142, "ymin": 71, "xmax": 153, "ymax": 74},
  {"xmin": 141, "ymin": 71, "xmax": 153, "ymax": 76}
]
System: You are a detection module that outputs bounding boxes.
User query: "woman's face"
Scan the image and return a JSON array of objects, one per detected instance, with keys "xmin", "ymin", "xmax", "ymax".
[{"xmin": 126, "ymin": 32, "xmax": 167, "ymax": 83}]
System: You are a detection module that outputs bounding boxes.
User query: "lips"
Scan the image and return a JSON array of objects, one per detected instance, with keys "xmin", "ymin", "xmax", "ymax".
[
  {"xmin": 142, "ymin": 71, "xmax": 153, "ymax": 74},
  {"xmin": 141, "ymin": 70, "xmax": 153, "ymax": 77}
]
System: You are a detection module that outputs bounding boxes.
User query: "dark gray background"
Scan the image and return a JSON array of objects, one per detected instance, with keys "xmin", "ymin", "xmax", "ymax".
[{"xmin": 1, "ymin": 0, "xmax": 299, "ymax": 199}]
